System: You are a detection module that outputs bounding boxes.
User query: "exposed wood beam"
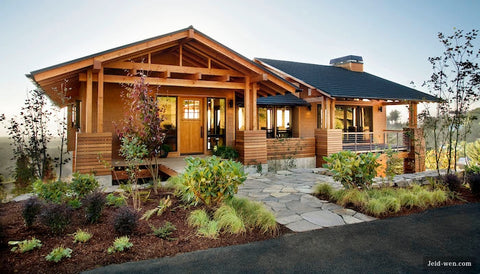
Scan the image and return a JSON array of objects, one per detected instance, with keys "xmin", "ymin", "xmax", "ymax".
[
  {"xmin": 79, "ymin": 73, "xmax": 245, "ymax": 89},
  {"xmin": 251, "ymin": 73, "xmax": 268, "ymax": 83},
  {"xmin": 179, "ymin": 44, "xmax": 183, "ymax": 66},
  {"xmin": 209, "ymin": 75, "xmax": 230, "ymax": 82},
  {"xmin": 244, "ymin": 76, "xmax": 251, "ymax": 131},
  {"xmin": 93, "ymin": 60, "xmax": 102, "ymax": 72},
  {"xmin": 186, "ymin": 73, "xmax": 201, "ymax": 80},
  {"xmin": 188, "ymin": 28, "xmax": 195, "ymax": 39},
  {"xmin": 183, "ymin": 43, "xmax": 238, "ymax": 72},
  {"xmin": 261, "ymin": 81, "xmax": 286, "ymax": 95},
  {"xmin": 85, "ymin": 69, "xmax": 93, "ymax": 133},
  {"xmin": 258, "ymin": 84, "xmax": 277, "ymax": 96},
  {"xmin": 34, "ymin": 59, "xmax": 94, "ymax": 82},
  {"xmin": 105, "ymin": 62, "xmax": 243, "ymax": 77},
  {"xmin": 159, "ymin": 71, "xmax": 170, "ymax": 78},
  {"xmin": 252, "ymin": 83, "xmax": 258, "ymax": 130}
]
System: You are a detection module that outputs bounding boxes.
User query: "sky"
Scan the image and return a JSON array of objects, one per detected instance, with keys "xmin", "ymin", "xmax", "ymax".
[{"xmin": 0, "ymin": 0, "xmax": 479, "ymax": 135}]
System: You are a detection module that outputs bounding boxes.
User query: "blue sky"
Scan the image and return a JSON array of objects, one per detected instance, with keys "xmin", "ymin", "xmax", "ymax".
[{"xmin": 0, "ymin": 0, "xmax": 478, "ymax": 135}]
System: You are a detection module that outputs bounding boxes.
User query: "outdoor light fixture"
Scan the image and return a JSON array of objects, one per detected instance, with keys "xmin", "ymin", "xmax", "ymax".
[
  {"xmin": 378, "ymin": 106, "xmax": 383, "ymax": 112},
  {"xmin": 228, "ymin": 99, "xmax": 233, "ymax": 108}
]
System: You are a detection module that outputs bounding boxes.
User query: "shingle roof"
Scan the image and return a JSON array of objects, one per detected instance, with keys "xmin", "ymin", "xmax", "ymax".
[
  {"xmin": 256, "ymin": 58, "xmax": 439, "ymax": 102},
  {"xmin": 257, "ymin": 93, "xmax": 310, "ymax": 107}
]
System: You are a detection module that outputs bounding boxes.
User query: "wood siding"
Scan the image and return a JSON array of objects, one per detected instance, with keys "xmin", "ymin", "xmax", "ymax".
[
  {"xmin": 315, "ymin": 129, "xmax": 342, "ymax": 167},
  {"xmin": 235, "ymin": 130, "xmax": 267, "ymax": 165},
  {"xmin": 74, "ymin": 132, "xmax": 112, "ymax": 176},
  {"xmin": 267, "ymin": 137, "xmax": 315, "ymax": 160}
]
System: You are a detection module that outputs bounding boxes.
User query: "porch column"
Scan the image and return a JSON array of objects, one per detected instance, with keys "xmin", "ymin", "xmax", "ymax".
[
  {"xmin": 252, "ymin": 83, "xmax": 258, "ymax": 130},
  {"xmin": 408, "ymin": 102, "xmax": 418, "ymax": 128},
  {"xmin": 321, "ymin": 97, "xmax": 326, "ymax": 129},
  {"xmin": 244, "ymin": 77, "xmax": 251, "ymax": 131},
  {"xmin": 97, "ymin": 67, "xmax": 104, "ymax": 133},
  {"xmin": 330, "ymin": 99, "xmax": 336, "ymax": 129},
  {"xmin": 85, "ymin": 69, "xmax": 93, "ymax": 133}
]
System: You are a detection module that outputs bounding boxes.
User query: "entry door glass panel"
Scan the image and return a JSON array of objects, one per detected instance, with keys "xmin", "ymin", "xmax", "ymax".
[
  {"xmin": 180, "ymin": 98, "xmax": 203, "ymax": 154},
  {"xmin": 157, "ymin": 96, "xmax": 177, "ymax": 152},
  {"xmin": 207, "ymin": 98, "xmax": 226, "ymax": 150}
]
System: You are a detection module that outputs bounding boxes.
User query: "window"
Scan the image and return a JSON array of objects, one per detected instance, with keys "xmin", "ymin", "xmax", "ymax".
[
  {"xmin": 257, "ymin": 106, "xmax": 292, "ymax": 138},
  {"xmin": 237, "ymin": 107, "xmax": 245, "ymax": 130},
  {"xmin": 183, "ymin": 99, "xmax": 200, "ymax": 119},
  {"xmin": 157, "ymin": 96, "xmax": 177, "ymax": 151},
  {"xmin": 207, "ymin": 98, "xmax": 226, "ymax": 150},
  {"xmin": 71, "ymin": 100, "xmax": 81, "ymax": 130},
  {"xmin": 316, "ymin": 103, "xmax": 322, "ymax": 129},
  {"xmin": 335, "ymin": 105, "xmax": 373, "ymax": 132}
]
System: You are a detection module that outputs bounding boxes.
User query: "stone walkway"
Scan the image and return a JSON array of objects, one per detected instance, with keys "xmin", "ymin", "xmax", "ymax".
[{"xmin": 237, "ymin": 168, "xmax": 376, "ymax": 232}]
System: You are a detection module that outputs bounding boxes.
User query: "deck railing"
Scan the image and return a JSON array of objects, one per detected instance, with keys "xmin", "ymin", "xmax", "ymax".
[{"xmin": 342, "ymin": 130, "xmax": 409, "ymax": 152}]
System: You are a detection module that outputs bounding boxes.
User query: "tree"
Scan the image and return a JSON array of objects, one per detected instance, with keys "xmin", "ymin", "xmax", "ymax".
[
  {"xmin": 420, "ymin": 29, "xmax": 480, "ymax": 174},
  {"xmin": 117, "ymin": 74, "xmax": 166, "ymax": 193},
  {"xmin": 387, "ymin": 109, "xmax": 400, "ymax": 125}
]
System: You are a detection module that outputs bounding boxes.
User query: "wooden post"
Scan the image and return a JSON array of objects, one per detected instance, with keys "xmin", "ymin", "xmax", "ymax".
[
  {"xmin": 321, "ymin": 97, "xmax": 326, "ymax": 129},
  {"xmin": 179, "ymin": 44, "xmax": 183, "ymax": 66},
  {"xmin": 86, "ymin": 69, "xmax": 93, "ymax": 133},
  {"xmin": 252, "ymin": 83, "xmax": 258, "ymax": 130},
  {"xmin": 330, "ymin": 99, "xmax": 336, "ymax": 129},
  {"xmin": 408, "ymin": 102, "xmax": 418, "ymax": 128},
  {"xmin": 97, "ymin": 67, "xmax": 104, "ymax": 133},
  {"xmin": 244, "ymin": 77, "xmax": 251, "ymax": 131}
]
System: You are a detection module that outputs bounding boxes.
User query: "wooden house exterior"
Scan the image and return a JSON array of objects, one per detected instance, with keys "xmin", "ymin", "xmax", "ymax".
[{"xmin": 27, "ymin": 27, "xmax": 437, "ymax": 182}]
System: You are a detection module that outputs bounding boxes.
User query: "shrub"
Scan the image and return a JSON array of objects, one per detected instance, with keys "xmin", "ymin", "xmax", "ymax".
[
  {"xmin": 150, "ymin": 222, "xmax": 177, "ymax": 240},
  {"xmin": 378, "ymin": 196, "xmax": 401, "ymax": 213},
  {"xmin": 166, "ymin": 176, "xmax": 195, "ymax": 206},
  {"xmin": 187, "ymin": 209, "xmax": 210, "ymax": 228},
  {"xmin": 39, "ymin": 203, "xmax": 72, "ymax": 234},
  {"xmin": 107, "ymin": 236, "xmax": 133, "ymax": 254},
  {"xmin": 197, "ymin": 220, "xmax": 219, "ymax": 238},
  {"xmin": 73, "ymin": 229, "xmax": 92, "ymax": 243},
  {"xmin": 177, "ymin": 156, "xmax": 246, "ymax": 207},
  {"xmin": 385, "ymin": 148, "xmax": 404, "ymax": 180},
  {"xmin": 33, "ymin": 179, "xmax": 69, "ymax": 204},
  {"xmin": 365, "ymin": 199, "xmax": 387, "ymax": 216},
  {"xmin": 113, "ymin": 207, "xmax": 138, "ymax": 235},
  {"xmin": 227, "ymin": 197, "xmax": 277, "ymax": 233},
  {"xmin": 214, "ymin": 205, "xmax": 245, "ymax": 234},
  {"xmin": 106, "ymin": 193, "xmax": 126, "ymax": 207},
  {"xmin": 45, "ymin": 246, "xmax": 72, "ymax": 263},
  {"xmin": 70, "ymin": 173, "xmax": 99, "ymax": 198},
  {"xmin": 67, "ymin": 198, "xmax": 82, "ymax": 209},
  {"xmin": 9, "ymin": 237, "xmax": 42, "ymax": 253},
  {"xmin": 212, "ymin": 146, "xmax": 239, "ymax": 160},
  {"xmin": 337, "ymin": 189, "xmax": 368, "ymax": 207},
  {"xmin": 314, "ymin": 183, "xmax": 334, "ymax": 198},
  {"xmin": 83, "ymin": 191, "xmax": 106, "ymax": 224},
  {"xmin": 468, "ymin": 173, "xmax": 480, "ymax": 197},
  {"xmin": 442, "ymin": 174, "xmax": 462, "ymax": 192},
  {"xmin": 141, "ymin": 196, "xmax": 172, "ymax": 221},
  {"xmin": 323, "ymin": 151, "xmax": 380, "ymax": 189},
  {"xmin": 22, "ymin": 197, "xmax": 42, "ymax": 228}
]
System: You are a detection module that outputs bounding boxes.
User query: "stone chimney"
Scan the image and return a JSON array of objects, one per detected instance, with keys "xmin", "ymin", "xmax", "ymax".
[{"xmin": 329, "ymin": 55, "xmax": 363, "ymax": 72}]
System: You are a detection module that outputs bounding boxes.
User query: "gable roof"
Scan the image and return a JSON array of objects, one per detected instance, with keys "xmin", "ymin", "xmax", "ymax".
[{"xmin": 255, "ymin": 58, "xmax": 439, "ymax": 102}]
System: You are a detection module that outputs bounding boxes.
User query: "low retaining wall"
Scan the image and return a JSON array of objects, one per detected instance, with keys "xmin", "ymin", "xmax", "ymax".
[{"xmin": 372, "ymin": 170, "xmax": 447, "ymax": 188}]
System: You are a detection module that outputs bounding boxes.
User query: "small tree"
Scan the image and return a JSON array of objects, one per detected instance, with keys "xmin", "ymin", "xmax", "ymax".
[
  {"xmin": 420, "ymin": 29, "xmax": 480, "ymax": 174},
  {"xmin": 117, "ymin": 74, "xmax": 166, "ymax": 193}
]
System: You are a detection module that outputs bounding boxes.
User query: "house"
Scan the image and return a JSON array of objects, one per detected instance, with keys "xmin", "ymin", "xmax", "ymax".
[{"xmin": 27, "ymin": 26, "xmax": 438, "ymax": 183}]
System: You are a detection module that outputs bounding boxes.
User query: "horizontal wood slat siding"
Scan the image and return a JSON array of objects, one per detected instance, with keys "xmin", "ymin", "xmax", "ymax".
[
  {"xmin": 235, "ymin": 130, "xmax": 267, "ymax": 165},
  {"xmin": 315, "ymin": 129, "xmax": 342, "ymax": 167},
  {"xmin": 75, "ymin": 132, "xmax": 112, "ymax": 176},
  {"xmin": 267, "ymin": 138, "xmax": 315, "ymax": 160}
]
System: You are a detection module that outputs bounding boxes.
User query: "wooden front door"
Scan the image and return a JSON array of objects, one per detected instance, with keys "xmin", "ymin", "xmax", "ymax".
[{"xmin": 180, "ymin": 98, "xmax": 204, "ymax": 154}]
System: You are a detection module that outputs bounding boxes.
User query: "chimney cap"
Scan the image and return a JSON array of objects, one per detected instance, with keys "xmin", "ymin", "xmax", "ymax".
[{"xmin": 330, "ymin": 55, "xmax": 363, "ymax": 65}]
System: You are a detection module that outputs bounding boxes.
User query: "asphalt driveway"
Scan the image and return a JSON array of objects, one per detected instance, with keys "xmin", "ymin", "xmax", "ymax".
[{"xmin": 85, "ymin": 203, "xmax": 480, "ymax": 273}]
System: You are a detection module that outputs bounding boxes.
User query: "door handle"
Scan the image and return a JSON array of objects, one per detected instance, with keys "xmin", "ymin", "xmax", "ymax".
[{"xmin": 200, "ymin": 126, "xmax": 204, "ymax": 138}]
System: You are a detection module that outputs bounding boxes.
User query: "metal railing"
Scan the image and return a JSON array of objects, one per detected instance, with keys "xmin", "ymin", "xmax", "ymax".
[{"xmin": 342, "ymin": 130, "xmax": 409, "ymax": 152}]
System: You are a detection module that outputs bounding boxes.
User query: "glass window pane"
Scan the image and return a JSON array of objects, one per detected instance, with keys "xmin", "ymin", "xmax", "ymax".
[
  {"xmin": 207, "ymin": 98, "xmax": 226, "ymax": 150},
  {"xmin": 317, "ymin": 104, "xmax": 322, "ymax": 128},
  {"xmin": 157, "ymin": 96, "xmax": 177, "ymax": 151}
]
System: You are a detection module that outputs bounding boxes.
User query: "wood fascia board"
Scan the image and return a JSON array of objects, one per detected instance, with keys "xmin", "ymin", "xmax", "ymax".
[
  {"xmin": 33, "ymin": 59, "xmax": 94, "ymax": 82},
  {"xmin": 79, "ymin": 73, "xmax": 245, "ymax": 89},
  {"xmin": 105, "ymin": 62, "xmax": 243, "ymax": 77}
]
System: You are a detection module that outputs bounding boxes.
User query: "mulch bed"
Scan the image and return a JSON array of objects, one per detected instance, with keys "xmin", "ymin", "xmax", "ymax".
[
  {"xmin": 0, "ymin": 191, "xmax": 291, "ymax": 273},
  {"xmin": 316, "ymin": 186, "xmax": 480, "ymax": 219}
]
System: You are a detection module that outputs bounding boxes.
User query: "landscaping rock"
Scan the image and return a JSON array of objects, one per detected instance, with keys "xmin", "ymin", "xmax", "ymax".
[
  {"xmin": 285, "ymin": 220, "xmax": 322, "ymax": 232},
  {"xmin": 301, "ymin": 211, "xmax": 345, "ymax": 227}
]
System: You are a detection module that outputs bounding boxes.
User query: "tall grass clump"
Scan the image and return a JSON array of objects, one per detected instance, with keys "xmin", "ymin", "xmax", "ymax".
[
  {"xmin": 213, "ymin": 205, "xmax": 245, "ymax": 234},
  {"xmin": 227, "ymin": 197, "xmax": 277, "ymax": 233},
  {"xmin": 314, "ymin": 183, "xmax": 334, "ymax": 198},
  {"xmin": 365, "ymin": 199, "xmax": 387, "ymax": 217},
  {"xmin": 337, "ymin": 189, "xmax": 367, "ymax": 207}
]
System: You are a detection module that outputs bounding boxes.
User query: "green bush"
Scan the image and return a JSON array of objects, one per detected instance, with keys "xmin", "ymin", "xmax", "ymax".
[
  {"xmin": 107, "ymin": 236, "xmax": 133, "ymax": 254},
  {"xmin": 176, "ymin": 156, "xmax": 246, "ymax": 207},
  {"xmin": 45, "ymin": 246, "xmax": 72, "ymax": 263},
  {"xmin": 212, "ymin": 146, "xmax": 239, "ymax": 160},
  {"xmin": 323, "ymin": 151, "xmax": 380, "ymax": 189},
  {"xmin": 106, "ymin": 193, "xmax": 126, "ymax": 207},
  {"xmin": 442, "ymin": 174, "xmax": 462, "ymax": 192},
  {"xmin": 33, "ymin": 179, "xmax": 69, "ymax": 204},
  {"xmin": 73, "ymin": 229, "xmax": 92, "ymax": 243},
  {"xmin": 150, "ymin": 222, "xmax": 177, "ymax": 241},
  {"xmin": 83, "ymin": 192, "xmax": 106, "ymax": 224},
  {"xmin": 70, "ymin": 173, "xmax": 99, "ymax": 198},
  {"xmin": 9, "ymin": 237, "xmax": 42, "ymax": 253},
  {"xmin": 39, "ymin": 203, "xmax": 72, "ymax": 234},
  {"xmin": 467, "ymin": 173, "xmax": 480, "ymax": 197},
  {"xmin": 22, "ymin": 197, "xmax": 43, "ymax": 228}
]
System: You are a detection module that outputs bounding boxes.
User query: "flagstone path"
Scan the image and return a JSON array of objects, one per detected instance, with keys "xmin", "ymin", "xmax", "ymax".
[{"xmin": 237, "ymin": 168, "xmax": 376, "ymax": 232}]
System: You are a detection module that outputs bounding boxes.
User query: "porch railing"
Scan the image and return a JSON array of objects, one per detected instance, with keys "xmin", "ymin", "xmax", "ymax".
[{"xmin": 342, "ymin": 130, "xmax": 409, "ymax": 152}]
